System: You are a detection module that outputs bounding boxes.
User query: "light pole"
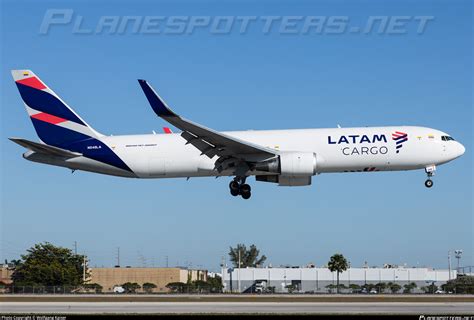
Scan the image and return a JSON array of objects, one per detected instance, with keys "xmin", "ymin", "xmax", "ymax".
[
  {"xmin": 83, "ymin": 254, "xmax": 87, "ymax": 282},
  {"xmin": 454, "ymin": 250, "xmax": 463, "ymax": 272},
  {"xmin": 448, "ymin": 251, "xmax": 452, "ymax": 281},
  {"xmin": 238, "ymin": 249, "xmax": 241, "ymax": 293}
]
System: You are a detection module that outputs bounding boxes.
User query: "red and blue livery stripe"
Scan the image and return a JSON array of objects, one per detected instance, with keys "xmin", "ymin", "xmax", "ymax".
[
  {"xmin": 392, "ymin": 131, "xmax": 408, "ymax": 153},
  {"xmin": 14, "ymin": 75, "xmax": 133, "ymax": 173}
]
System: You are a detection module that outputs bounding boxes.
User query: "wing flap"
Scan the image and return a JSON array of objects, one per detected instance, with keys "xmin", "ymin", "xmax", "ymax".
[
  {"xmin": 9, "ymin": 137, "xmax": 82, "ymax": 158},
  {"xmin": 181, "ymin": 131, "xmax": 219, "ymax": 158}
]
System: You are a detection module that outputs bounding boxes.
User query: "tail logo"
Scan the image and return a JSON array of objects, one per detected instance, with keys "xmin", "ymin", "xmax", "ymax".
[{"xmin": 392, "ymin": 131, "xmax": 408, "ymax": 153}]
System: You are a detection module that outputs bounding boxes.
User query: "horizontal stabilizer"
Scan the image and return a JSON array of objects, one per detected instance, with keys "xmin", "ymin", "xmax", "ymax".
[{"xmin": 9, "ymin": 137, "xmax": 82, "ymax": 158}]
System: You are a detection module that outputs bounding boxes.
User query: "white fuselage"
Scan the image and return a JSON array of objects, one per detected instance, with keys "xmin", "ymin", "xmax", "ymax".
[
  {"xmin": 27, "ymin": 125, "xmax": 465, "ymax": 180},
  {"xmin": 11, "ymin": 70, "xmax": 465, "ymax": 193}
]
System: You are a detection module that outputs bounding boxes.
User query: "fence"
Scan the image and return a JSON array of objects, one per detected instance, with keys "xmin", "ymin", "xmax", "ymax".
[
  {"xmin": 1, "ymin": 286, "xmax": 101, "ymax": 294},
  {"xmin": 0, "ymin": 285, "xmax": 220, "ymax": 294}
]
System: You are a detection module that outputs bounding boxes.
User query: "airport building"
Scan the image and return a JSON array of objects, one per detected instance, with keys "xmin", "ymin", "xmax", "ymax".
[
  {"xmin": 0, "ymin": 264, "xmax": 207, "ymax": 293},
  {"xmin": 89, "ymin": 267, "xmax": 207, "ymax": 293},
  {"xmin": 0, "ymin": 265, "xmax": 14, "ymax": 293},
  {"xmin": 221, "ymin": 266, "xmax": 456, "ymax": 293}
]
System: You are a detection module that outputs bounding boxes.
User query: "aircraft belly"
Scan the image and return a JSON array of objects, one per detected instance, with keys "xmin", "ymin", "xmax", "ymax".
[{"xmin": 124, "ymin": 151, "xmax": 208, "ymax": 178}]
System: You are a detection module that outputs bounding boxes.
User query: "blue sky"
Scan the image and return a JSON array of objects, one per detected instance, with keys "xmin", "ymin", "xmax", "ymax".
[{"xmin": 1, "ymin": 0, "xmax": 472, "ymax": 271}]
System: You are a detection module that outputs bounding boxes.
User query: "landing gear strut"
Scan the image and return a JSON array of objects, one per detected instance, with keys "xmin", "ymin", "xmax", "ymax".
[
  {"xmin": 424, "ymin": 165, "xmax": 436, "ymax": 188},
  {"xmin": 229, "ymin": 177, "xmax": 251, "ymax": 199}
]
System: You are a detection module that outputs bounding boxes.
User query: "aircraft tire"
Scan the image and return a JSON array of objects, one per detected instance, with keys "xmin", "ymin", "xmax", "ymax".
[
  {"xmin": 425, "ymin": 179, "xmax": 433, "ymax": 188},
  {"xmin": 240, "ymin": 184, "xmax": 251, "ymax": 194},
  {"xmin": 229, "ymin": 181, "xmax": 239, "ymax": 192}
]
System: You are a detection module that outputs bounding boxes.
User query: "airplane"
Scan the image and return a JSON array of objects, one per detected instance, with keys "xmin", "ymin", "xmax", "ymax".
[{"xmin": 10, "ymin": 70, "xmax": 465, "ymax": 199}]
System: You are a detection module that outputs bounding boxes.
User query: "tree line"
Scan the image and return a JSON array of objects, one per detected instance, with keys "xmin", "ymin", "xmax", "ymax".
[
  {"xmin": 3, "ymin": 242, "xmax": 473, "ymax": 294},
  {"xmin": 1, "ymin": 242, "xmax": 222, "ymax": 294}
]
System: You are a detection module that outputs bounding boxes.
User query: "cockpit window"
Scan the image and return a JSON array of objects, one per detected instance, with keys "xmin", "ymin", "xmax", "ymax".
[{"xmin": 441, "ymin": 136, "xmax": 455, "ymax": 141}]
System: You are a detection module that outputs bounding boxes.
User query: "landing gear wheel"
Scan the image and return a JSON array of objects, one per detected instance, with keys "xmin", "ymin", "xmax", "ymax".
[
  {"xmin": 240, "ymin": 184, "xmax": 251, "ymax": 199},
  {"xmin": 229, "ymin": 181, "xmax": 239, "ymax": 192},
  {"xmin": 240, "ymin": 184, "xmax": 251, "ymax": 194},
  {"xmin": 241, "ymin": 191, "xmax": 251, "ymax": 199},
  {"xmin": 424, "ymin": 166, "xmax": 435, "ymax": 189},
  {"xmin": 229, "ymin": 181, "xmax": 240, "ymax": 196},
  {"xmin": 229, "ymin": 177, "xmax": 252, "ymax": 199}
]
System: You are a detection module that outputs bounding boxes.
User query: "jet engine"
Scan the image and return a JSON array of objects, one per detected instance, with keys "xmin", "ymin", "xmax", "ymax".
[{"xmin": 254, "ymin": 152, "xmax": 317, "ymax": 186}]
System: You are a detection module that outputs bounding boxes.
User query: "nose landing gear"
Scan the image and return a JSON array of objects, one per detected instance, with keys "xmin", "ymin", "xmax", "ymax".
[
  {"xmin": 424, "ymin": 165, "xmax": 436, "ymax": 188},
  {"xmin": 229, "ymin": 177, "xmax": 251, "ymax": 199}
]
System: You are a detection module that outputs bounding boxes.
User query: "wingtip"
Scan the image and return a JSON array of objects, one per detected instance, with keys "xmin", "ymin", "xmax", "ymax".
[
  {"xmin": 8, "ymin": 137, "xmax": 25, "ymax": 147},
  {"xmin": 137, "ymin": 79, "xmax": 176, "ymax": 117}
]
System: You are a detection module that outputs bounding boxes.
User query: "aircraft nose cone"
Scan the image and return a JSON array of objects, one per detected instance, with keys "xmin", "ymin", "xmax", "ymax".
[{"xmin": 454, "ymin": 142, "xmax": 465, "ymax": 158}]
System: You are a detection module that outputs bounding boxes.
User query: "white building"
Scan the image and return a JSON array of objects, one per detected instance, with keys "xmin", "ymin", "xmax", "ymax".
[{"xmin": 221, "ymin": 266, "xmax": 456, "ymax": 293}]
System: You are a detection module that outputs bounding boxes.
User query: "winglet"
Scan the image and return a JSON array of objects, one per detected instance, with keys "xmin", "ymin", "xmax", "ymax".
[{"xmin": 138, "ymin": 80, "xmax": 176, "ymax": 117}]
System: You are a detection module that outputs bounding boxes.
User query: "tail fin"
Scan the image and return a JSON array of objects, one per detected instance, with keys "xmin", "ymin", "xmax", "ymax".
[{"xmin": 11, "ymin": 70, "xmax": 103, "ymax": 149}]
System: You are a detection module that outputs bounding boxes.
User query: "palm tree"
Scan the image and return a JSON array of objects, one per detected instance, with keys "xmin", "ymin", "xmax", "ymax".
[
  {"xmin": 327, "ymin": 253, "xmax": 349, "ymax": 294},
  {"xmin": 228, "ymin": 244, "xmax": 266, "ymax": 268}
]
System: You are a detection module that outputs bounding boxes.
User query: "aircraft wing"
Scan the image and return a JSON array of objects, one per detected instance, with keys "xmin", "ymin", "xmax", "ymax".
[
  {"xmin": 9, "ymin": 137, "xmax": 82, "ymax": 158},
  {"xmin": 138, "ymin": 80, "xmax": 277, "ymax": 163}
]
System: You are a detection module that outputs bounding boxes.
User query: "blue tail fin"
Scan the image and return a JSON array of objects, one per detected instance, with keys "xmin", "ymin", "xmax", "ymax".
[{"xmin": 11, "ymin": 70, "xmax": 102, "ymax": 149}]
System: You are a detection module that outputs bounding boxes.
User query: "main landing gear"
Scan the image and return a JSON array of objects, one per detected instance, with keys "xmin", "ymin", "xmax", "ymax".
[
  {"xmin": 424, "ymin": 165, "xmax": 436, "ymax": 188},
  {"xmin": 229, "ymin": 177, "xmax": 251, "ymax": 199}
]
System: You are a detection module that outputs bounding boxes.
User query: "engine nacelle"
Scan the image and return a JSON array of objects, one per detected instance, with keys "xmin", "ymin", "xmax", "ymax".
[
  {"xmin": 254, "ymin": 152, "xmax": 317, "ymax": 186},
  {"xmin": 279, "ymin": 152, "xmax": 317, "ymax": 177},
  {"xmin": 254, "ymin": 152, "xmax": 318, "ymax": 176}
]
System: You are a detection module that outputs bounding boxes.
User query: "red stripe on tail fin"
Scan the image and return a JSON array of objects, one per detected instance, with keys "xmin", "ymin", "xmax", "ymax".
[
  {"xmin": 31, "ymin": 112, "xmax": 67, "ymax": 125},
  {"xmin": 16, "ymin": 77, "xmax": 47, "ymax": 90}
]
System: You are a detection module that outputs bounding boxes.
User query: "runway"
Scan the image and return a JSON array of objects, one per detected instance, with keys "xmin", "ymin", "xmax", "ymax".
[{"xmin": 2, "ymin": 301, "xmax": 474, "ymax": 314}]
